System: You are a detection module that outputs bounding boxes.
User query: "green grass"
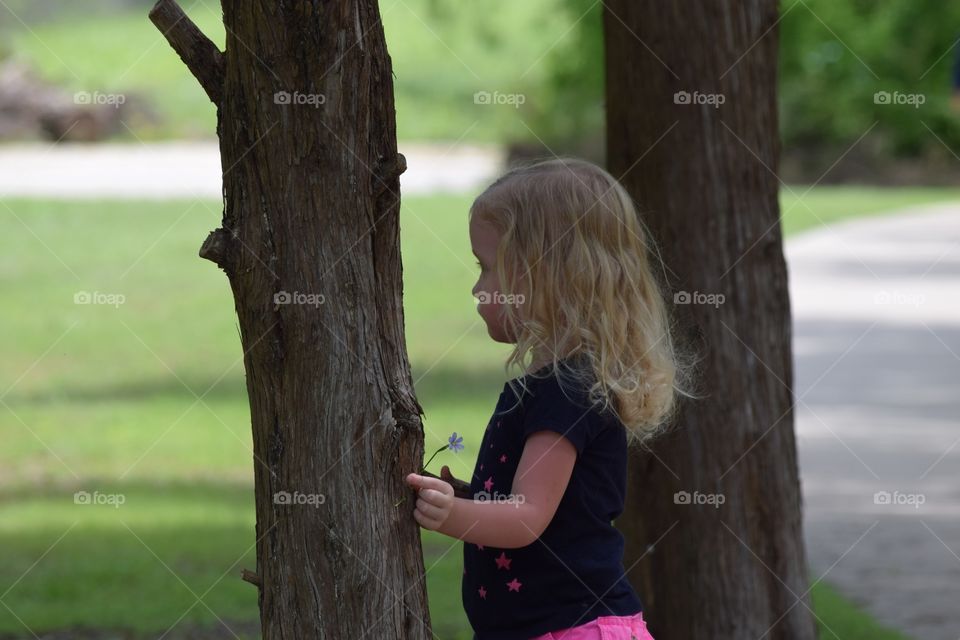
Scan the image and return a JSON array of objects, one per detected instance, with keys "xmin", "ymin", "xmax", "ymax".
[
  {"xmin": 6, "ymin": 0, "xmax": 572, "ymax": 143},
  {"xmin": 780, "ymin": 185, "xmax": 960, "ymax": 235},
  {"xmin": 2, "ymin": 187, "xmax": 952, "ymax": 638},
  {"xmin": 811, "ymin": 582, "xmax": 911, "ymax": 640},
  {"xmin": 0, "ymin": 483, "xmax": 256, "ymax": 633}
]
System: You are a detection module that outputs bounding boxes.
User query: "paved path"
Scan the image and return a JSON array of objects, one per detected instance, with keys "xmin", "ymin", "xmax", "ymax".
[
  {"xmin": 787, "ymin": 203, "xmax": 960, "ymax": 640},
  {"xmin": 0, "ymin": 141, "xmax": 504, "ymax": 199}
]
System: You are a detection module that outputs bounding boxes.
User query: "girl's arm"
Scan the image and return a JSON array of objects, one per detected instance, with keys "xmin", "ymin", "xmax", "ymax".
[{"xmin": 405, "ymin": 430, "xmax": 577, "ymax": 549}]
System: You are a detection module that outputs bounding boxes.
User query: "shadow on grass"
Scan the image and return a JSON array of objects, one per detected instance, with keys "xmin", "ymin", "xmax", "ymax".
[
  {"xmin": 2, "ymin": 363, "xmax": 515, "ymax": 409},
  {"xmin": 0, "ymin": 480, "xmax": 474, "ymax": 640},
  {"xmin": 0, "ymin": 481, "xmax": 258, "ymax": 637},
  {"xmin": 0, "ymin": 480, "xmax": 912, "ymax": 640}
]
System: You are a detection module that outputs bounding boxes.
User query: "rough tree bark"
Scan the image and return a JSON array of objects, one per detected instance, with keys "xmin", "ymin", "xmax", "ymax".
[
  {"xmin": 604, "ymin": 2, "xmax": 817, "ymax": 639},
  {"xmin": 150, "ymin": 1, "xmax": 431, "ymax": 638}
]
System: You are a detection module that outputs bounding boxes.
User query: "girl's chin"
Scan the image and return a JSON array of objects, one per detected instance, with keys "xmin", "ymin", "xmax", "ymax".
[{"xmin": 485, "ymin": 327, "xmax": 515, "ymax": 344}]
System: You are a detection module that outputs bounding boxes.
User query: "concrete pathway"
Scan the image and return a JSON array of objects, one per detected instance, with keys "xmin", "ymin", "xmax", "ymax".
[
  {"xmin": 787, "ymin": 203, "xmax": 960, "ymax": 640},
  {"xmin": 0, "ymin": 141, "xmax": 504, "ymax": 199}
]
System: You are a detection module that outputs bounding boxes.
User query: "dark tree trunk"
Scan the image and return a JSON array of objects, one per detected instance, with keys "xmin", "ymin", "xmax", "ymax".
[
  {"xmin": 151, "ymin": 1, "xmax": 430, "ymax": 638},
  {"xmin": 603, "ymin": 2, "xmax": 817, "ymax": 639}
]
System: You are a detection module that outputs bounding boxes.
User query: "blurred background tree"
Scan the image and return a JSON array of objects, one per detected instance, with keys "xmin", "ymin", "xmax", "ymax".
[{"xmin": 526, "ymin": 0, "xmax": 960, "ymax": 179}]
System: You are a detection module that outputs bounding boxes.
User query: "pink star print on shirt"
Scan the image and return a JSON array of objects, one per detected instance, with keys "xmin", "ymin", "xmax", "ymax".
[
  {"xmin": 478, "ymin": 585, "xmax": 487, "ymax": 599},
  {"xmin": 495, "ymin": 551, "xmax": 511, "ymax": 570},
  {"xmin": 506, "ymin": 578, "xmax": 522, "ymax": 592},
  {"xmin": 484, "ymin": 476, "xmax": 494, "ymax": 491}
]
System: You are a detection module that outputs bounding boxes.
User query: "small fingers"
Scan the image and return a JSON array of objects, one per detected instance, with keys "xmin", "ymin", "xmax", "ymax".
[
  {"xmin": 417, "ymin": 487, "xmax": 451, "ymax": 505},
  {"xmin": 413, "ymin": 506, "xmax": 442, "ymax": 530},
  {"xmin": 416, "ymin": 498, "xmax": 446, "ymax": 521},
  {"xmin": 406, "ymin": 473, "xmax": 452, "ymax": 493}
]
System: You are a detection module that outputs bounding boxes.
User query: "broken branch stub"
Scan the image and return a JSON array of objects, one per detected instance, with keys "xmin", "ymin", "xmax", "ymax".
[{"xmin": 148, "ymin": 0, "xmax": 225, "ymax": 107}]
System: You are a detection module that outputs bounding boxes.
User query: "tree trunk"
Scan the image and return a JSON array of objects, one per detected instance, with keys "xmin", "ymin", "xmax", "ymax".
[
  {"xmin": 150, "ymin": 1, "xmax": 430, "ymax": 638},
  {"xmin": 604, "ymin": 2, "xmax": 817, "ymax": 639}
]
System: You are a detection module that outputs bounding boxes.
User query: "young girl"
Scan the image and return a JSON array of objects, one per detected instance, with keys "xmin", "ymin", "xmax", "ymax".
[{"xmin": 405, "ymin": 158, "xmax": 694, "ymax": 640}]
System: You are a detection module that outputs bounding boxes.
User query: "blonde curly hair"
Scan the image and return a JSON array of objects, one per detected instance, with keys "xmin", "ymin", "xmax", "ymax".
[{"xmin": 470, "ymin": 157, "xmax": 701, "ymax": 447}]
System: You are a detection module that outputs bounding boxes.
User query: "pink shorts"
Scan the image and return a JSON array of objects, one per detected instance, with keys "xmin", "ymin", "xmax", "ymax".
[{"xmin": 529, "ymin": 611, "xmax": 654, "ymax": 640}]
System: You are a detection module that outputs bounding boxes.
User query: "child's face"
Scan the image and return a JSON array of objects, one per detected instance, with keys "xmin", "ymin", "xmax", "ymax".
[{"xmin": 469, "ymin": 216, "xmax": 512, "ymax": 343}]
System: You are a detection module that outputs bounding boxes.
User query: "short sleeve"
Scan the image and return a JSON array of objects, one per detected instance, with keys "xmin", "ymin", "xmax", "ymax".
[{"xmin": 520, "ymin": 375, "xmax": 599, "ymax": 455}]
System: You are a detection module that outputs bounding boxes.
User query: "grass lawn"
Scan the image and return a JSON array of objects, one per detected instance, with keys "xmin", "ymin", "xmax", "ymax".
[
  {"xmin": 1, "ymin": 187, "xmax": 950, "ymax": 638},
  {"xmin": 780, "ymin": 185, "xmax": 960, "ymax": 235}
]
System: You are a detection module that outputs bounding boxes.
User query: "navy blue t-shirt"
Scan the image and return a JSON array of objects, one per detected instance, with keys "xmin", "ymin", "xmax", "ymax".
[{"xmin": 462, "ymin": 362, "xmax": 644, "ymax": 640}]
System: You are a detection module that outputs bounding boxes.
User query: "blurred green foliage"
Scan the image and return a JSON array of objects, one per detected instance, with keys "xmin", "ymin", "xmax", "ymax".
[
  {"xmin": 5, "ymin": 0, "xmax": 574, "ymax": 143},
  {"xmin": 517, "ymin": 0, "xmax": 605, "ymax": 152},
  {"xmin": 535, "ymin": 0, "xmax": 960, "ymax": 157},
  {"xmin": 4, "ymin": 0, "xmax": 960, "ymax": 158},
  {"xmin": 778, "ymin": 0, "xmax": 960, "ymax": 155}
]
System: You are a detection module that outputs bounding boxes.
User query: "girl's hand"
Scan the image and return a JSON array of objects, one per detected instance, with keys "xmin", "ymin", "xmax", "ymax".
[
  {"xmin": 405, "ymin": 473, "xmax": 455, "ymax": 531},
  {"xmin": 421, "ymin": 465, "xmax": 473, "ymax": 499}
]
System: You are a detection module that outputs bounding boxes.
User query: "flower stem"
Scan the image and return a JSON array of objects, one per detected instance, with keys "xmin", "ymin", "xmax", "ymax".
[
  {"xmin": 421, "ymin": 444, "xmax": 448, "ymax": 472},
  {"xmin": 397, "ymin": 443, "xmax": 452, "ymax": 507}
]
